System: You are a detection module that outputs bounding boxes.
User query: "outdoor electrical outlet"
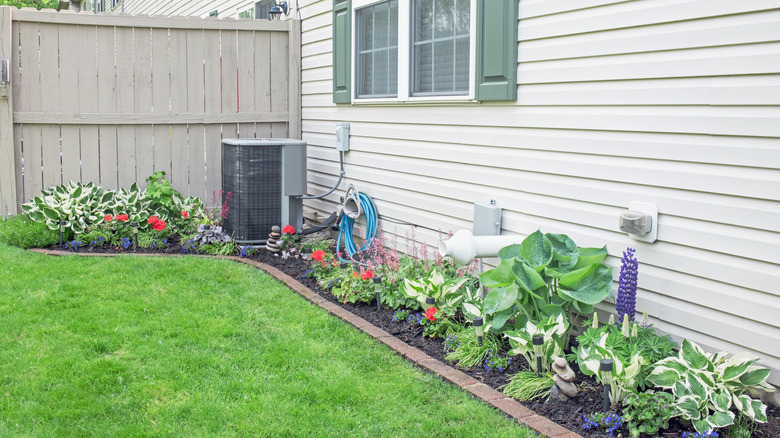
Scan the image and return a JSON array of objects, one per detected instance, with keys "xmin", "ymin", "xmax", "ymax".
[
  {"xmin": 336, "ymin": 123, "xmax": 350, "ymax": 152},
  {"xmin": 620, "ymin": 201, "xmax": 658, "ymax": 243}
]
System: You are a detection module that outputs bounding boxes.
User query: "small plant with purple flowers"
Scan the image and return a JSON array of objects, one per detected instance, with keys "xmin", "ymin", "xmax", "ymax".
[
  {"xmin": 64, "ymin": 240, "xmax": 84, "ymax": 251},
  {"xmin": 681, "ymin": 431, "xmax": 719, "ymax": 438},
  {"xmin": 582, "ymin": 412, "xmax": 624, "ymax": 436},
  {"xmin": 616, "ymin": 247, "xmax": 638, "ymax": 323}
]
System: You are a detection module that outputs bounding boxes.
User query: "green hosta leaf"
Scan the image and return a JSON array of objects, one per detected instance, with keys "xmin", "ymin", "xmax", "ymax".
[
  {"xmin": 511, "ymin": 262, "xmax": 546, "ymax": 293},
  {"xmin": 721, "ymin": 360, "xmax": 754, "ymax": 382},
  {"xmin": 706, "ymin": 411, "xmax": 734, "ymax": 430},
  {"xmin": 498, "ymin": 244, "xmax": 522, "ymax": 260},
  {"xmin": 45, "ymin": 220, "xmax": 59, "ymax": 231},
  {"xmin": 41, "ymin": 206, "xmax": 60, "ymax": 221},
  {"xmin": 558, "ymin": 264, "xmax": 613, "ymax": 305},
  {"xmin": 493, "ymin": 258, "xmax": 516, "ymax": 284},
  {"xmin": 739, "ymin": 368, "xmax": 770, "ymax": 387},
  {"xmin": 692, "ymin": 419, "xmax": 712, "ymax": 435},
  {"xmin": 101, "ymin": 191, "xmax": 113, "ymax": 203},
  {"xmin": 490, "ymin": 307, "xmax": 516, "ymax": 332},
  {"xmin": 674, "ymin": 380, "xmax": 690, "ymax": 398},
  {"xmin": 27, "ymin": 210, "xmax": 44, "ymax": 222},
  {"xmin": 21, "ymin": 203, "xmax": 33, "ymax": 213},
  {"xmin": 543, "ymin": 266, "xmax": 570, "ymax": 279},
  {"xmin": 519, "ymin": 230, "xmax": 553, "ymax": 272},
  {"xmin": 646, "ymin": 367, "xmax": 681, "ymax": 388},
  {"xmin": 483, "ymin": 284, "xmax": 519, "ymax": 315},
  {"xmin": 573, "ymin": 245, "xmax": 608, "ymax": 269},
  {"xmin": 545, "ymin": 233, "xmax": 578, "ymax": 268},
  {"xmin": 712, "ymin": 391, "xmax": 731, "ymax": 412},
  {"xmin": 676, "ymin": 395, "xmax": 703, "ymax": 420},
  {"xmin": 681, "ymin": 339, "xmax": 709, "ymax": 370},
  {"xmin": 749, "ymin": 398, "xmax": 768, "ymax": 423},
  {"xmin": 688, "ymin": 374, "xmax": 708, "ymax": 400}
]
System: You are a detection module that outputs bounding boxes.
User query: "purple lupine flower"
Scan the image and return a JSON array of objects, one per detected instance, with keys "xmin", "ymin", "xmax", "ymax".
[{"xmin": 616, "ymin": 247, "xmax": 638, "ymax": 323}]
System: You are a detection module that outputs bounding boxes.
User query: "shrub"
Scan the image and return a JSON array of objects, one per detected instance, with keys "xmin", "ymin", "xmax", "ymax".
[{"xmin": 0, "ymin": 214, "xmax": 60, "ymax": 248}]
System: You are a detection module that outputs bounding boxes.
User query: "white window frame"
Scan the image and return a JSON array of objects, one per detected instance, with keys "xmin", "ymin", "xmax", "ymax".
[{"xmin": 351, "ymin": 0, "xmax": 477, "ymax": 104}]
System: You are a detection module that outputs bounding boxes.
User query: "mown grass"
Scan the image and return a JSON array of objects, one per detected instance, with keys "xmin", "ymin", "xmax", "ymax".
[{"xmin": 0, "ymin": 243, "xmax": 537, "ymax": 437}]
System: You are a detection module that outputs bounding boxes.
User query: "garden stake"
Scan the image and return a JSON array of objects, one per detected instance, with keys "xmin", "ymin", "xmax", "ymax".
[
  {"xmin": 59, "ymin": 220, "xmax": 66, "ymax": 246},
  {"xmin": 532, "ymin": 334, "xmax": 544, "ymax": 377},
  {"xmin": 473, "ymin": 316, "xmax": 484, "ymax": 346},
  {"xmin": 373, "ymin": 276, "xmax": 382, "ymax": 312},
  {"xmin": 131, "ymin": 222, "xmax": 139, "ymax": 249},
  {"xmin": 600, "ymin": 358, "xmax": 613, "ymax": 412}
]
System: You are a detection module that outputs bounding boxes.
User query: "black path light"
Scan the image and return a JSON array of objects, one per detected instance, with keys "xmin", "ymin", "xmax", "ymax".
[
  {"xmin": 373, "ymin": 276, "xmax": 382, "ymax": 312},
  {"xmin": 600, "ymin": 358, "xmax": 614, "ymax": 412},
  {"xmin": 425, "ymin": 296, "xmax": 435, "ymax": 307},
  {"xmin": 59, "ymin": 220, "xmax": 66, "ymax": 246},
  {"xmin": 473, "ymin": 316, "xmax": 484, "ymax": 346},
  {"xmin": 131, "ymin": 222, "xmax": 139, "ymax": 249},
  {"xmin": 532, "ymin": 334, "xmax": 544, "ymax": 377}
]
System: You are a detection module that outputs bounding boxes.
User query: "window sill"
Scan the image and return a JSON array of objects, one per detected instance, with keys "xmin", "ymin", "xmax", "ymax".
[{"xmin": 351, "ymin": 96, "xmax": 481, "ymax": 106}]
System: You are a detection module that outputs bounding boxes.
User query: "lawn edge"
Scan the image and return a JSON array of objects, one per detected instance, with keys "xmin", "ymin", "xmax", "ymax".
[{"xmin": 28, "ymin": 248, "xmax": 582, "ymax": 438}]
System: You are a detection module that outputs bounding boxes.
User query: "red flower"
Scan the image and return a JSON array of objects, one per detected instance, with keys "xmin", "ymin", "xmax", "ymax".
[
  {"xmin": 116, "ymin": 214, "xmax": 129, "ymax": 222},
  {"xmin": 425, "ymin": 307, "xmax": 438, "ymax": 321},
  {"xmin": 360, "ymin": 270, "xmax": 373, "ymax": 280},
  {"xmin": 311, "ymin": 250, "xmax": 326, "ymax": 262},
  {"xmin": 282, "ymin": 225, "xmax": 295, "ymax": 234},
  {"xmin": 148, "ymin": 216, "xmax": 159, "ymax": 225},
  {"xmin": 352, "ymin": 271, "xmax": 359, "ymax": 278},
  {"xmin": 152, "ymin": 220, "xmax": 166, "ymax": 231},
  {"xmin": 105, "ymin": 214, "xmax": 113, "ymax": 222},
  {"xmin": 181, "ymin": 211, "xmax": 189, "ymax": 218}
]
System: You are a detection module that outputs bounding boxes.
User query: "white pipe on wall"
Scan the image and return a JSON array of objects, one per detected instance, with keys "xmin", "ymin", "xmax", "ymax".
[{"xmin": 439, "ymin": 229, "xmax": 523, "ymax": 265}]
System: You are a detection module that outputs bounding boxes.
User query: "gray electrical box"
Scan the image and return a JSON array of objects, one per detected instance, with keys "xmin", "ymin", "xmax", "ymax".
[
  {"xmin": 336, "ymin": 123, "xmax": 350, "ymax": 152},
  {"xmin": 473, "ymin": 201, "xmax": 502, "ymax": 236}
]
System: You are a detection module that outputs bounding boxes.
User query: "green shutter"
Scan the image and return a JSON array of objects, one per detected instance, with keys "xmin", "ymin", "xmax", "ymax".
[
  {"xmin": 333, "ymin": 0, "xmax": 351, "ymax": 103},
  {"xmin": 475, "ymin": 0, "xmax": 518, "ymax": 101}
]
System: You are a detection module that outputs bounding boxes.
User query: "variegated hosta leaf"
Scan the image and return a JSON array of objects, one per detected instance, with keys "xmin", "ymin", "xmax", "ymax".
[
  {"xmin": 738, "ymin": 367, "xmax": 771, "ymax": 387},
  {"xmin": 681, "ymin": 339, "xmax": 710, "ymax": 370},
  {"xmin": 687, "ymin": 374, "xmax": 708, "ymax": 400},
  {"xmin": 705, "ymin": 410, "xmax": 734, "ymax": 431},
  {"xmin": 646, "ymin": 366, "xmax": 681, "ymax": 388},
  {"xmin": 711, "ymin": 391, "xmax": 731, "ymax": 412},
  {"xmin": 676, "ymin": 395, "xmax": 704, "ymax": 420}
]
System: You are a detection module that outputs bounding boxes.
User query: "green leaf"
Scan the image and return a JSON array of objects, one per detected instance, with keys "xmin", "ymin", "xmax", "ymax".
[
  {"xmin": 27, "ymin": 210, "xmax": 44, "ymax": 222},
  {"xmin": 749, "ymin": 399, "xmax": 768, "ymax": 423},
  {"xmin": 646, "ymin": 367, "xmax": 681, "ymax": 388},
  {"xmin": 70, "ymin": 184, "xmax": 82, "ymax": 199},
  {"xmin": 692, "ymin": 419, "xmax": 711, "ymax": 435},
  {"xmin": 721, "ymin": 360, "xmax": 754, "ymax": 381},
  {"xmin": 489, "ymin": 307, "xmax": 516, "ymax": 332},
  {"xmin": 497, "ymin": 244, "xmax": 522, "ymax": 260},
  {"xmin": 712, "ymin": 391, "xmax": 731, "ymax": 412},
  {"xmin": 573, "ymin": 246, "xmax": 608, "ymax": 269},
  {"xmin": 511, "ymin": 262, "xmax": 546, "ymax": 293},
  {"xmin": 558, "ymin": 264, "xmax": 613, "ymax": 305},
  {"xmin": 482, "ymin": 284, "xmax": 519, "ymax": 315},
  {"xmin": 676, "ymin": 395, "xmax": 703, "ymax": 420},
  {"xmin": 738, "ymin": 368, "xmax": 770, "ymax": 387},
  {"xmin": 687, "ymin": 374, "xmax": 707, "ymax": 400},
  {"xmin": 41, "ymin": 206, "xmax": 60, "ymax": 221},
  {"xmin": 706, "ymin": 411, "xmax": 734, "ymax": 429},
  {"xmin": 681, "ymin": 339, "xmax": 709, "ymax": 370},
  {"xmin": 519, "ymin": 230, "xmax": 553, "ymax": 272},
  {"xmin": 545, "ymin": 233, "xmax": 578, "ymax": 268}
]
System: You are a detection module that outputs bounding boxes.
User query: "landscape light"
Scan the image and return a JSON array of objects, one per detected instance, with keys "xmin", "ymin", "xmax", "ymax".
[
  {"xmin": 59, "ymin": 220, "xmax": 66, "ymax": 246},
  {"xmin": 131, "ymin": 221, "xmax": 139, "ymax": 249},
  {"xmin": 373, "ymin": 276, "xmax": 382, "ymax": 312},
  {"xmin": 600, "ymin": 359, "xmax": 613, "ymax": 411},
  {"xmin": 473, "ymin": 316, "xmax": 484, "ymax": 346},
  {"xmin": 532, "ymin": 334, "xmax": 544, "ymax": 376}
]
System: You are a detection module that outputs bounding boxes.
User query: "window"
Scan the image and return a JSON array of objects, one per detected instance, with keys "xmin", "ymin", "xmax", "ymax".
[
  {"xmin": 90, "ymin": 0, "xmax": 104, "ymax": 13},
  {"xmin": 412, "ymin": 0, "xmax": 470, "ymax": 96},
  {"xmin": 255, "ymin": 0, "xmax": 275, "ymax": 20},
  {"xmin": 336, "ymin": 0, "xmax": 517, "ymax": 103},
  {"xmin": 356, "ymin": 1, "xmax": 398, "ymax": 98}
]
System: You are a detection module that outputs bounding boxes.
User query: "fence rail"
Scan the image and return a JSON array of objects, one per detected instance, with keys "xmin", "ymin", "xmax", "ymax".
[{"xmin": 0, "ymin": 7, "xmax": 301, "ymax": 216}]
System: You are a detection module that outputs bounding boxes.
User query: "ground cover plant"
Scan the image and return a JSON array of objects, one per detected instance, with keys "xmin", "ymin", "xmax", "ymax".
[{"xmin": 0, "ymin": 243, "xmax": 536, "ymax": 437}]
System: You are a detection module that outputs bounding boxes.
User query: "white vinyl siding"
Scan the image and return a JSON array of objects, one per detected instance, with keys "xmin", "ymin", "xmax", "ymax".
[
  {"xmin": 120, "ymin": 0, "xmax": 290, "ymax": 19},
  {"xmin": 298, "ymin": 0, "xmax": 780, "ymax": 389}
]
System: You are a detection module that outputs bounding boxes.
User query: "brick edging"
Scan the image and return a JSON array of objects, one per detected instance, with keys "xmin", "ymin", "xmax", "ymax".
[{"xmin": 29, "ymin": 249, "xmax": 582, "ymax": 438}]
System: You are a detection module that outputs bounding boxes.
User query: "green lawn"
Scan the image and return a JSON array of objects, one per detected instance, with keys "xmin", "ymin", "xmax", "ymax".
[{"xmin": 0, "ymin": 243, "xmax": 536, "ymax": 437}]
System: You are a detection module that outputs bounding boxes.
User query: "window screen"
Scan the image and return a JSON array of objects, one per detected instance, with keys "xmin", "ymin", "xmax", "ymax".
[
  {"xmin": 356, "ymin": 1, "xmax": 398, "ymax": 98},
  {"xmin": 412, "ymin": 0, "xmax": 470, "ymax": 96}
]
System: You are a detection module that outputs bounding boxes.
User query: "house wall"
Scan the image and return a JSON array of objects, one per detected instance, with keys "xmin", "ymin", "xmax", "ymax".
[{"xmin": 298, "ymin": 0, "xmax": 780, "ymax": 387}]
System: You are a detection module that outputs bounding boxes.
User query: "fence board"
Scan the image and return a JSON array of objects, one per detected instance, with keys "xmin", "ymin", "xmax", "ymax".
[
  {"xmin": 203, "ymin": 30, "xmax": 221, "ymax": 201},
  {"xmin": 0, "ymin": 7, "xmax": 15, "ymax": 216},
  {"xmin": 77, "ymin": 24, "xmax": 100, "ymax": 184},
  {"xmin": 134, "ymin": 26, "xmax": 154, "ymax": 187},
  {"xmin": 115, "ymin": 26, "xmax": 136, "ymax": 189},
  {"xmin": 96, "ymin": 24, "xmax": 118, "ymax": 190},
  {"xmin": 59, "ymin": 23, "xmax": 81, "ymax": 183},
  {"xmin": 169, "ymin": 28, "xmax": 189, "ymax": 196},
  {"xmin": 2, "ymin": 9, "xmax": 297, "ymax": 213}
]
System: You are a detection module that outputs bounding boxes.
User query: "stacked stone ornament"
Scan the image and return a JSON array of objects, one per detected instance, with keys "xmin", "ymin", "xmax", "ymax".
[
  {"xmin": 266, "ymin": 226, "xmax": 281, "ymax": 253},
  {"xmin": 550, "ymin": 356, "xmax": 578, "ymax": 401}
]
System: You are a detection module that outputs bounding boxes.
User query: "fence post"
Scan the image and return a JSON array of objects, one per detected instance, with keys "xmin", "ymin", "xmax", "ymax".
[
  {"xmin": 288, "ymin": 19, "xmax": 301, "ymax": 140},
  {"xmin": 0, "ymin": 6, "xmax": 17, "ymax": 217}
]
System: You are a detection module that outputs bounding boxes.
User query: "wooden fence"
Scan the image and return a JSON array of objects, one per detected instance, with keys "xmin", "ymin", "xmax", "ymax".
[{"xmin": 0, "ymin": 7, "xmax": 301, "ymax": 216}]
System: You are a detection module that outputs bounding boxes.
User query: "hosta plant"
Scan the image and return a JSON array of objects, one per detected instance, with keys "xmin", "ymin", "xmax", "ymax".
[
  {"xmin": 461, "ymin": 283, "xmax": 517, "ymax": 334},
  {"xmin": 479, "ymin": 230, "xmax": 613, "ymax": 345},
  {"xmin": 646, "ymin": 339, "xmax": 774, "ymax": 434},
  {"xmin": 504, "ymin": 313, "xmax": 568, "ymax": 373},
  {"xmin": 403, "ymin": 269, "xmax": 467, "ymax": 313},
  {"xmin": 22, "ymin": 181, "xmax": 115, "ymax": 234},
  {"xmin": 576, "ymin": 331, "xmax": 644, "ymax": 404}
]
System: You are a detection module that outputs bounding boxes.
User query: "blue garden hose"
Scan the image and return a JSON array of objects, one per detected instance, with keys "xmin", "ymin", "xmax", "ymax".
[{"xmin": 337, "ymin": 191, "xmax": 378, "ymax": 262}]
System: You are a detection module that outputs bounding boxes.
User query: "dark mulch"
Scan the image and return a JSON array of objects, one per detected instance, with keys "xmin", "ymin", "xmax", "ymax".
[{"xmin": 51, "ymin": 242, "xmax": 780, "ymax": 438}]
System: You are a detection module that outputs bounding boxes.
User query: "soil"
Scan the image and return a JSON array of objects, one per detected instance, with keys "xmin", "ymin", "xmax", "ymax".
[{"xmin": 51, "ymin": 241, "xmax": 780, "ymax": 438}]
